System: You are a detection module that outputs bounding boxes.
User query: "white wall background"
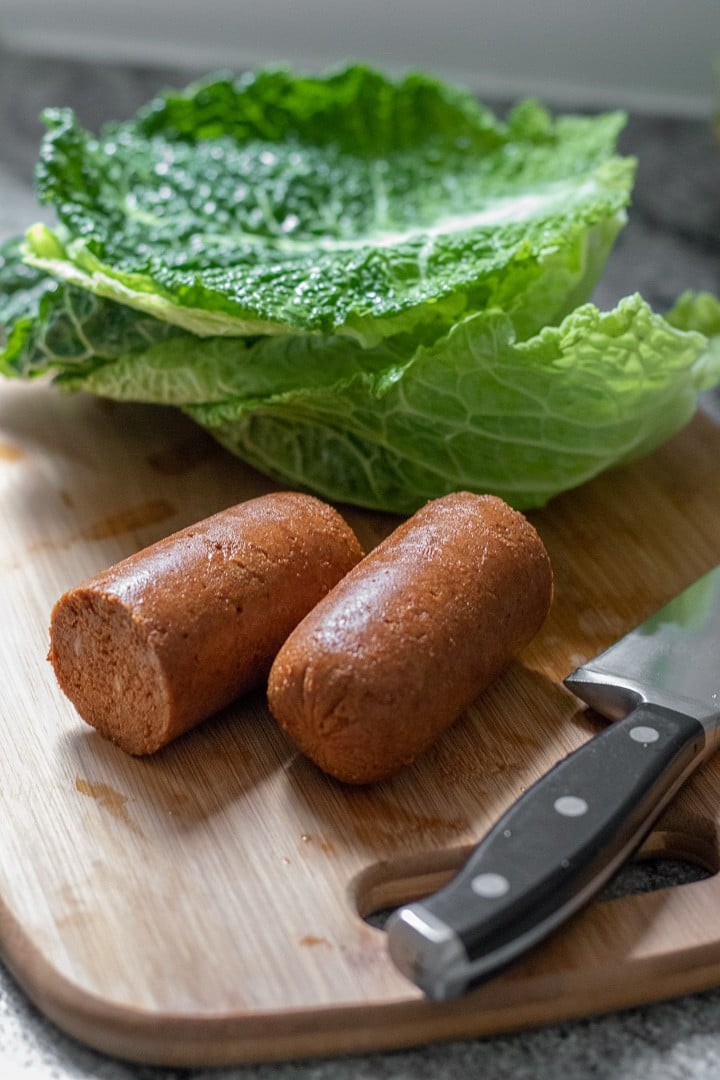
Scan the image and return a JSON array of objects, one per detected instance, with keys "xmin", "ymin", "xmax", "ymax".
[{"xmin": 0, "ymin": 0, "xmax": 718, "ymax": 115}]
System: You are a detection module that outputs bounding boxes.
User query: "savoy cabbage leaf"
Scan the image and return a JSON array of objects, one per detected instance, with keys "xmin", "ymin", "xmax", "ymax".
[
  {"xmin": 2, "ymin": 66, "xmax": 718, "ymax": 513},
  {"xmin": 23, "ymin": 66, "xmax": 633, "ymax": 344},
  {"xmin": 2, "ymin": 251, "xmax": 714, "ymax": 512}
]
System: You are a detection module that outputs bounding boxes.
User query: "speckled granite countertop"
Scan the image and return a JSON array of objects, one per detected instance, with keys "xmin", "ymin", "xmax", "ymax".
[{"xmin": 1, "ymin": 47, "xmax": 720, "ymax": 1080}]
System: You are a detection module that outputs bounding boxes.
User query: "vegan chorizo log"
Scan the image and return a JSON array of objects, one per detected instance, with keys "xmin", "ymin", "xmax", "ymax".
[
  {"xmin": 49, "ymin": 493, "xmax": 363, "ymax": 754},
  {"xmin": 267, "ymin": 492, "xmax": 553, "ymax": 784}
]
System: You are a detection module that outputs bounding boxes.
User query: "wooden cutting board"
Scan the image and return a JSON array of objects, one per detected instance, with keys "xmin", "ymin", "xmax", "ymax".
[{"xmin": 1, "ymin": 378, "xmax": 720, "ymax": 1067}]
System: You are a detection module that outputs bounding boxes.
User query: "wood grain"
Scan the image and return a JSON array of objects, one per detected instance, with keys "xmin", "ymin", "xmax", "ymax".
[{"xmin": 1, "ymin": 379, "xmax": 720, "ymax": 1066}]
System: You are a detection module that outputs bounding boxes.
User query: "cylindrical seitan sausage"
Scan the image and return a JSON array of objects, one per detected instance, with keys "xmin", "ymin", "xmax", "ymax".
[
  {"xmin": 267, "ymin": 492, "xmax": 553, "ymax": 784},
  {"xmin": 50, "ymin": 493, "xmax": 363, "ymax": 755}
]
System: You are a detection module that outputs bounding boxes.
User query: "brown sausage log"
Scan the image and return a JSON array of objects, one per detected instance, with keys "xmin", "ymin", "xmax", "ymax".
[
  {"xmin": 267, "ymin": 493, "xmax": 553, "ymax": 784},
  {"xmin": 50, "ymin": 493, "xmax": 363, "ymax": 755}
]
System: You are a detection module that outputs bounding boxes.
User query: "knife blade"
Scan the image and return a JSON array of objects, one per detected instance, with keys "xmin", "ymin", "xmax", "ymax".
[{"xmin": 386, "ymin": 564, "xmax": 720, "ymax": 1002}]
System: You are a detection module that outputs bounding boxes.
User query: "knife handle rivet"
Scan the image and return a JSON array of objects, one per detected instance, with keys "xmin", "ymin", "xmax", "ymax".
[
  {"xmin": 629, "ymin": 725, "xmax": 660, "ymax": 744},
  {"xmin": 470, "ymin": 872, "xmax": 510, "ymax": 898},
  {"xmin": 554, "ymin": 795, "xmax": 588, "ymax": 817}
]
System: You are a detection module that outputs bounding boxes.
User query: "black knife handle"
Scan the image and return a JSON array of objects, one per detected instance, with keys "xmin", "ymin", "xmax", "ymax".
[{"xmin": 386, "ymin": 702, "xmax": 706, "ymax": 1001}]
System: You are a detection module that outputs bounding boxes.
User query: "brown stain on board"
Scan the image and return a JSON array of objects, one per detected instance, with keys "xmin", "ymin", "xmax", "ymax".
[
  {"xmin": 78, "ymin": 499, "xmax": 176, "ymax": 541},
  {"xmin": 1, "ymin": 499, "xmax": 178, "ymax": 568},
  {"xmin": 75, "ymin": 778, "xmax": 144, "ymax": 838},
  {"xmin": 297, "ymin": 833, "xmax": 336, "ymax": 855},
  {"xmin": 146, "ymin": 435, "xmax": 221, "ymax": 476},
  {"xmin": 299, "ymin": 935, "xmax": 331, "ymax": 948},
  {"xmin": 0, "ymin": 440, "xmax": 25, "ymax": 462}
]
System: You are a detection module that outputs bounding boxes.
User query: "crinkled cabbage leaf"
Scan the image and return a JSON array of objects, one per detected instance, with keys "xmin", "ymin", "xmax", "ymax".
[
  {"xmin": 2, "ymin": 242, "xmax": 715, "ymax": 512},
  {"xmin": 23, "ymin": 66, "xmax": 632, "ymax": 344},
  {"xmin": 1, "ymin": 66, "xmax": 719, "ymax": 513}
]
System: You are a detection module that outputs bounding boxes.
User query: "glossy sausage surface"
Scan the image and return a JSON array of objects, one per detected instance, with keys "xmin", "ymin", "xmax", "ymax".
[
  {"xmin": 267, "ymin": 493, "xmax": 553, "ymax": 783},
  {"xmin": 50, "ymin": 493, "xmax": 363, "ymax": 754}
]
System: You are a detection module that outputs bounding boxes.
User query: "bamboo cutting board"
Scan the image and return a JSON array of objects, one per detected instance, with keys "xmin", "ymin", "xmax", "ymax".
[{"xmin": 1, "ymin": 378, "xmax": 720, "ymax": 1067}]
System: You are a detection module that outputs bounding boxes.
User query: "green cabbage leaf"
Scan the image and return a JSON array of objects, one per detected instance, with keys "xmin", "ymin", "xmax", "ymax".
[
  {"xmin": 22, "ymin": 66, "xmax": 632, "ymax": 344},
  {"xmin": 1, "ymin": 66, "xmax": 718, "ymax": 513},
  {"xmin": 2, "ymin": 241, "xmax": 714, "ymax": 511}
]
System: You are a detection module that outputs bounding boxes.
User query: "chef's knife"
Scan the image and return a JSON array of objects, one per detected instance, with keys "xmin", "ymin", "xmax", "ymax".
[{"xmin": 386, "ymin": 564, "xmax": 720, "ymax": 1001}]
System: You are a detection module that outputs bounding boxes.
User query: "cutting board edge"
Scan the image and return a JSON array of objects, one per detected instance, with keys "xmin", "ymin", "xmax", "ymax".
[{"xmin": 4, "ymin": 886, "xmax": 720, "ymax": 1068}]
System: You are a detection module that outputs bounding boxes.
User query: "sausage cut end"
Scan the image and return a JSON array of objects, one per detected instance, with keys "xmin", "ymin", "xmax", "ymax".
[{"xmin": 49, "ymin": 492, "xmax": 364, "ymax": 754}]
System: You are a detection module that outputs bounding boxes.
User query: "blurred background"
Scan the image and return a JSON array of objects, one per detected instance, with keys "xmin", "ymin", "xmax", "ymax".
[{"xmin": 1, "ymin": 0, "xmax": 718, "ymax": 116}]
